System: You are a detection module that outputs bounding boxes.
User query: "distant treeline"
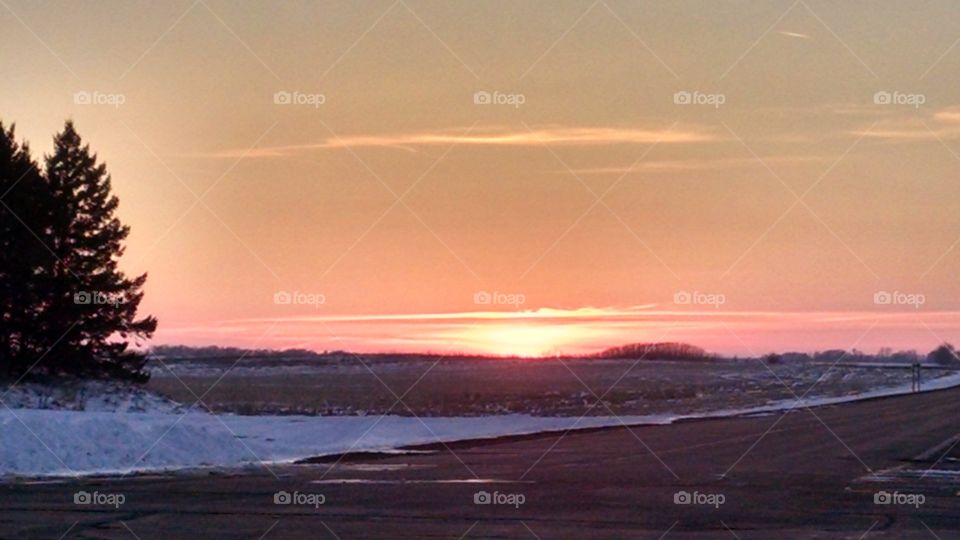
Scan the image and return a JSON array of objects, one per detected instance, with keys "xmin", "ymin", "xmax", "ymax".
[
  {"xmin": 151, "ymin": 345, "xmax": 321, "ymax": 360},
  {"xmin": 150, "ymin": 345, "xmax": 508, "ymax": 364},
  {"xmin": 763, "ymin": 344, "xmax": 958, "ymax": 366},
  {"xmin": 152, "ymin": 342, "xmax": 720, "ymax": 363},
  {"xmin": 151, "ymin": 342, "xmax": 959, "ymax": 365},
  {"xmin": 592, "ymin": 342, "xmax": 713, "ymax": 361},
  {"xmin": 594, "ymin": 342, "xmax": 958, "ymax": 365}
]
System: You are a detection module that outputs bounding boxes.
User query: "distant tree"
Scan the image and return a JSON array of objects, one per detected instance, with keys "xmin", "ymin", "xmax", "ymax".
[
  {"xmin": 813, "ymin": 349, "xmax": 848, "ymax": 362},
  {"xmin": 927, "ymin": 343, "xmax": 958, "ymax": 365},
  {"xmin": 594, "ymin": 342, "xmax": 710, "ymax": 361},
  {"xmin": 39, "ymin": 121, "xmax": 156, "ymax": 381},
  {"xmin": 779, "ymin": 352, "xmax": 812, "ymax": 363},
  {"xmin": 890, "ymin": 350, "xmax": 920, "ymax": 364},
  {"xmin": 0, "ymin": 122, "xmax": 50, "ymax": 376}
]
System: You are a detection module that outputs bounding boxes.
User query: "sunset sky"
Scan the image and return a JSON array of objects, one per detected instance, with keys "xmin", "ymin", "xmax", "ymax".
[{"xmin": 3, "ymin": 0, "xmax": 960, "ymax": 356}]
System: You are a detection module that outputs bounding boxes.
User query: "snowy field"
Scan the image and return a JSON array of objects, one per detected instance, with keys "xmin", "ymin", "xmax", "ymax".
[
  {"xmin": 2, "ymin": 367, "xmax": 960, "ymax": 479},
  {"xmin": 149, "ymin": 356, "xmax": 960, "ymax": 417}
]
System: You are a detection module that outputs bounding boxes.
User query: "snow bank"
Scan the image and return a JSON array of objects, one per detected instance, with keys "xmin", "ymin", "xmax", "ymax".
[
  {"xmin": 0, "ymin": 411, "xmax": 666, "ymax": 478},
  {"xmin": 2, "ymin": 370, "xmax": 959, "ymax": 479},
  {"xmin": 1, "ymin": 381, "xmax": 181, "ymax": 413}
]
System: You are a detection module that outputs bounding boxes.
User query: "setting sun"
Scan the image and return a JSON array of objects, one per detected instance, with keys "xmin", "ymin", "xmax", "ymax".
[{"xmin": 450, "ymin": 322, "xmax": 597, "ymax": 357}]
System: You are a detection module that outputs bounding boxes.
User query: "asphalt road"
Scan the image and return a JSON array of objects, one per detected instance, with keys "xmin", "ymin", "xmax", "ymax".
[{"xmin": 3, "ymin": 386, "xmax": 960, "ymax": 539}]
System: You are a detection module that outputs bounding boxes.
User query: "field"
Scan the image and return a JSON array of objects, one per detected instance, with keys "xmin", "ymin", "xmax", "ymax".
[{"xmin": 147, "ymin": 356, "xmax": 941, "ymax": 417}]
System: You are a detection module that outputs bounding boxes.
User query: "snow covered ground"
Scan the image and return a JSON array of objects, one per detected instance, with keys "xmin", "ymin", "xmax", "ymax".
[
  {"xmin": 0, "ymin": 410, "xmax": 660, "ymax": 478},
  {"xmin": 2, "ymin": 370, "xmax": 960, "ymax": 480},
  {"xmin": 149, "ymin": 357, "xmax": 960, "ymax": 417},
  {"xmin": 0, "ymin": 380, "xmax": 181, "ymax": 413}
]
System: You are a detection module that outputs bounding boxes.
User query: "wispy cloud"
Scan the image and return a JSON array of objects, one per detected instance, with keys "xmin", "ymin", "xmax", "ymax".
[
  {"xmin": 933, "ymin": 106, "xmax": 960, "ymax": 124},
  {"xmin": 558, "ymin": 155, "xmax": 829, "ymax": 175},
  {"xmin": 224, "ymin": 306, "xmax": 660, "ymax": 325},
  {"xmin": 190, "ymin": 125, "xmax": 718, "ymax": 159},
  {"xmin": 852, "ymin": 106, "xmax": 960, "ymax": 141}
]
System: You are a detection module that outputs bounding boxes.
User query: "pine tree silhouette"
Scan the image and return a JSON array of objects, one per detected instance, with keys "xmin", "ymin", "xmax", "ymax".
[
  {"xmin": 0, "ymin": 122, "xmax": 50, "ymax": 376},
  {"xmin": 40, "ymin": 121, "xmax": 156, "ymax": 381}
]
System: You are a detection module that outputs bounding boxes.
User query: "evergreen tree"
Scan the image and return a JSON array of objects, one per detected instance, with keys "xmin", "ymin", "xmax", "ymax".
[
  {"xmin": 928, "ymin": 343, "xmax": 958, "ymax": 365},
  {"xmin": 41, "ymin": 121, "xmax": 156, "ymax": 381},
  {"xmin": 0, "ymin": 122, "xmax": 50, "ymax": 376}
]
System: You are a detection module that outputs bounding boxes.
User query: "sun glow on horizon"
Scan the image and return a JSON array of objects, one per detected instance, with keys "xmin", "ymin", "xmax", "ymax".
[
  {"xmin": 155, "ymin": 308, "xmax": 960, "ymax": 358},
  {"xmin": 447, "ymin": 322, "xmax": 608, "ymax": 357}
]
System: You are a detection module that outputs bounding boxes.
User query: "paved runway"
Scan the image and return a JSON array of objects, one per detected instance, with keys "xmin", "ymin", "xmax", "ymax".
[{"xmin": 3, "ymin": 386, "xmax": 960, "ymax": 539}]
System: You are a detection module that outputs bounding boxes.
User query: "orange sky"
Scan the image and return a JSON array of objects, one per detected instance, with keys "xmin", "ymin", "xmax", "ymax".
[{"xmin": 2, "ymin": 1, "xmax": 960, "ymax": 356}]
